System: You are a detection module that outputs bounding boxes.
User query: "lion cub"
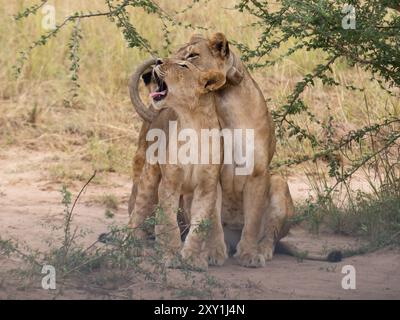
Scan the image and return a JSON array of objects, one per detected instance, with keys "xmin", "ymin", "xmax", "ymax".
[{"xmin": 135, "ymin": 58, "xmax": 227, "ymax": 270}]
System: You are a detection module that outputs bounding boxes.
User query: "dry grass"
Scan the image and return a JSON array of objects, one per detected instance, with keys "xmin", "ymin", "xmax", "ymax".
[{"xmin": 0, "ymin": 0, "xmax": 399, "ymax": 180}]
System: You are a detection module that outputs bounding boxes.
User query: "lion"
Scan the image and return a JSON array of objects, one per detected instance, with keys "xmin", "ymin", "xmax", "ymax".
[
  {"xmin": 129, "ymin": 58, "xmax": 228, "ymax": 270},
  {"xmin": 127, "ymin": 33, "xmax": 342, "ymax": 266},
  {"xmin": 130, "ymin": 33, "xmax": 294, "ymax": 267}
]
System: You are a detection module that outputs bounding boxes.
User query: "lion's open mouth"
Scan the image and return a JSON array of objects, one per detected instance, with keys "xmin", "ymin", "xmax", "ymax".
[{"xmin": 149, "ymin": 71, "xmax": 168, "ymax": 102}]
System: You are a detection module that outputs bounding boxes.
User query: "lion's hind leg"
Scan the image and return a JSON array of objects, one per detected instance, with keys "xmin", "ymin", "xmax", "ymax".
[
  {"xmin": 258, "ymin": 175, "xmax": 295, "ymax": 261},
  {"xmin": 128, "ymin": 121, "xmax": 150, "ymax": 216},
  {"xmin": 128, "ymin": 163, "xmax": 160, "ymax": 241}
]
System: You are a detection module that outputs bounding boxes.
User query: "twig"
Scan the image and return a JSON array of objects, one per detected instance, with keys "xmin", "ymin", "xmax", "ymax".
[
  {"xmin": 63, "ymin": 171, "xmax": 97, "ymax": 262},
  {"xmin": 69, "ymin": 171, "xmax": 97, "ymax": 220}
]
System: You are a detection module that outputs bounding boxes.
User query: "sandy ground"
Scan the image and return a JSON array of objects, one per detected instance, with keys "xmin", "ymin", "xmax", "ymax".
[{"xmin": 0, "ymin": 148, "xmax": 399, "ymax": 299}]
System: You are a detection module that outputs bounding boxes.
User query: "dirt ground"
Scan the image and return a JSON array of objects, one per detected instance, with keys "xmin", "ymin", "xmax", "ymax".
[{"xmin": 0, "ymin": 148, "xmax": 399, "ymax": 300}]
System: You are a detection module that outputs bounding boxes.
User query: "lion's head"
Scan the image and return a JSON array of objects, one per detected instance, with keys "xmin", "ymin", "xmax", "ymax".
[
  {"xmin": 129, "ymin": 32, "xmax": 243, "ymax": 122},
  {"xmin": 148, "ymin": 58, "xmax": 225, "ymax": 111},
  {"xmin": 173, "ymin": 33, "xmax": 243, "ymax": 85}
]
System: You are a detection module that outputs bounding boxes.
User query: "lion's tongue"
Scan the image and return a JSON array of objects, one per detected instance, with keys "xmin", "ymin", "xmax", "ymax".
[{"xmin": 149, "ymin": 90, "xmax": 167, "ymax": 99}]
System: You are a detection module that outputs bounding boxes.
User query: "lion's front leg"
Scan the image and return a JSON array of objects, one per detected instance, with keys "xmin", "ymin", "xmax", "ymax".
[
  {"xmin": 206, "ymin": 183, "xmax": 227, "ymax": 266},
  {"xmin": 181, "ymin": 183, "xmax": 223, "ymax": 270},
  {"xmin": 156, "ymin": 178, "xmax": 182, "ymax": 267},
  {"xmin": 258, "ymin": 176, "xmax": 295, "ymax": 261}
]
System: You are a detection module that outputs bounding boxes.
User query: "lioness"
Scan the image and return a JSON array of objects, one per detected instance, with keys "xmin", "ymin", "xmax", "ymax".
[
  {"xmin": 129, "ymin": 33, "xmax": 293, "ymax": 267},
  {"xmin": 130, "ymin": 58, "xmax": 228, "ymax": 270}
]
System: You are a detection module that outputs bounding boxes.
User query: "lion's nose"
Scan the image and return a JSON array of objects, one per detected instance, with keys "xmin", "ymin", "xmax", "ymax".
[{"xmin": 155, "ymin": 58, "xmax": 163, "ymax": 66}]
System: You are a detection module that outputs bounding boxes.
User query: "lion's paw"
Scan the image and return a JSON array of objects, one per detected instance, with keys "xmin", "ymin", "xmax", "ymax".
[
  {"xmin": 259, "ymin": 245, "xmax": 274, "ymax": 261},
  {"xmin": 208, "ymin": 243, "xmax": 227, "ymax": 266},
  {"xmin": 128, "ymin": 229, "xmax": 149, "ymax": 256},
  {"xmin": 234, "ymin": 242, "xmax": 266, "ymax": 268},
  {"xmin": 162, "ymin": 253, "xmax": 181, "ymax": 269},
  {"xmin": 181, "ymin": 247, "xmax": 208, "ymax": 271}
]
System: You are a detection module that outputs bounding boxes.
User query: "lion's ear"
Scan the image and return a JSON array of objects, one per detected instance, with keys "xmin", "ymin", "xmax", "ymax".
[
  {"xmin": 199, "ymin": 70, "xmax": 226, "ymax": 93},
  {"xmin": 209, "ymin": 32, "xmax": 230, "ymax": 58}
]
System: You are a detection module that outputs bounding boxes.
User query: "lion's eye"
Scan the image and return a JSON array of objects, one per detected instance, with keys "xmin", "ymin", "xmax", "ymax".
[
  {"xmin": 178, "ymin": 63, "xmax": 189, "ymax": 69},
  {"xmin": 187, "ymin": 53, "xmax": 199, "ymax": 60}
]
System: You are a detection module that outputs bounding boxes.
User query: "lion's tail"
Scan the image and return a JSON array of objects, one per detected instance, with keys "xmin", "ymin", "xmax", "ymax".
[{"xmin": 275, "ymin": 241, "xmax": 343, "ymax": 262}]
